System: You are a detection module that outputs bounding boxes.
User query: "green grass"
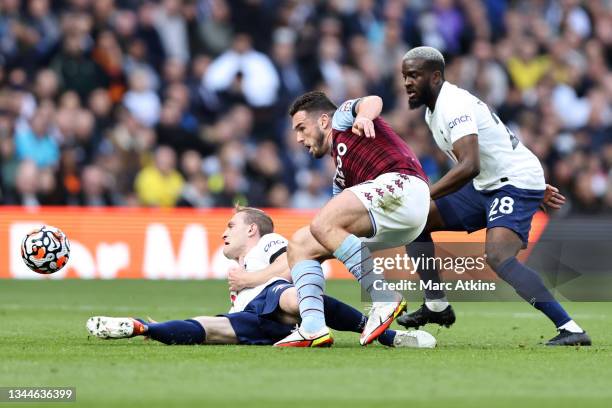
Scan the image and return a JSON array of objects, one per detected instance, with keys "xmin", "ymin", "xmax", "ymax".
[{"xmin": 0, "ymin": 280, "xmax": 611, "ymax": 408}]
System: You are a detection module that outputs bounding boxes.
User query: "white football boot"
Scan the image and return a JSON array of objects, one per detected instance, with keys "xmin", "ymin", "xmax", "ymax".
[
  {"xmin": 392, "ymin": 330, "xmax": 437, "ymax": 348},
  {"xmin": 86, "ymin": 316, "xmax": 143, "ymax": 339},
  {"xmin": 360, "ymin": 299, "xmax": 407, "ymax": 346},
  {"xmin": 273, "ymin": 326, "xmax": 333, "ymax": 347}
]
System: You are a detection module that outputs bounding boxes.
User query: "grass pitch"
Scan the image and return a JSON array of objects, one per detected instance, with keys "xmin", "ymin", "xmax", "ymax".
[{"xmin": 1, "ymin": 280, "xmax": 611, "ymax": 408}]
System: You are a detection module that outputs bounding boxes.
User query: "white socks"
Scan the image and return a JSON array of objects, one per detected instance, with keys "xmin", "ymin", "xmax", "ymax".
[
  {"xmin": 558, "ymin": 320, "xmax": 583, "ymax": 333},
  {"xmin": 425, "ymin": 297, "xmax": 449, "ymax": 313}
]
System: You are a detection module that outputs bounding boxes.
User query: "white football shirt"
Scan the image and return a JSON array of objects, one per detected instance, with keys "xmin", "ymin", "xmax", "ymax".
[
  {"xmin": 425, "ymin": 81, "xmax": 545, "ymax": 191},
  {"xmin": 229, "ymin": 233, "xmax": 288, "ymax": 313}
]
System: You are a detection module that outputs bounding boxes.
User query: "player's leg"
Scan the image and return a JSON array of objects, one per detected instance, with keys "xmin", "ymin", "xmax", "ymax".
[
  {"xmin": 283, "ymin": 195, "xmax": 380, "ymax": 345},
  {"xmin": 397, "ymin": 200, "xmax": 457, "ymax": 328},
  {"xmin": 409, "ymin": 200, "xmax": 449, "ymax": 301},
  {"xmin": 281, "ymin": 226, "xmax": 334, "ymax": 343},
  {"xmin": 310, "ymin": 174, "xmax": 432, "ymax": 345},
  {"xmin": 310, "ymin": 188, "xmax": 407, "ymax": 346},
  {"xmin": 486, "ymin": 226, "xmax": 590, "ymax": 346},
  {"xmin": 277, "ymin": 287, "xmax": 435, "ymax": 348},
  {"xmin": 86, "ymin": 316, "xmax": 212, "ymax": 345},
  {"xmin": 278, "ymin": 287, "xmax": 368, "ymax": 334},
  {"xmin": 188, "ymin": 317, "xmax": 237, "ymax": 344},
  {"xmin": 484, "ymin": 185, "xmax": 590, "ymax": 345},
  {"xmin": 309, "ymin": 188, "xmax": 400, "ymax": 303},
  {"xmin": 398, "ymin": 182, "xmax": 486, "ymax": 329}
]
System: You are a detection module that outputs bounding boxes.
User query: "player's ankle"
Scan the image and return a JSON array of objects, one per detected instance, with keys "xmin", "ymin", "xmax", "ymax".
[
  {"xmin": 301, "ymin": 317, "xmax": 326, "ymax": 334},
  {"xmin": 558, "ymin": 320, "xmax": 583, "ymax": 333},
  {"xmin": 425, "ymin": 297, "xmax": 449, "ymax": 312},
  {"xmin": 131, "ymin": 319, "xmax": 148, "ymax": 336}
]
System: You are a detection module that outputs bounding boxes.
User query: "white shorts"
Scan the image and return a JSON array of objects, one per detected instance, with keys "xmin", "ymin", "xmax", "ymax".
[{"xmin": 348, "ymin": 172, "xmax": 430, "ymax": 251}]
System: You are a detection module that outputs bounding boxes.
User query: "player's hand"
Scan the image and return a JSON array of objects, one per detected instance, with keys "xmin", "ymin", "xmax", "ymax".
[
  {"xmin": 540, "ymin": 184, "xmax": 566, "ymax": 212},
  {"xmin": 352, "ymin": 117, "xmax": 376, "ymax": 138},
  {"xmin": 228, "ymin": 265, "xmax": 250, "ymax": 292}
]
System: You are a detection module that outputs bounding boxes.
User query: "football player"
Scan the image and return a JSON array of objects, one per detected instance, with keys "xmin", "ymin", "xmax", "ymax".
[
  {"xmin": 274, "ymin": 92, "xmax": 430, "ymax": 347},
  {"xmin": 87, "ymin": 206, "xmax": 435, "ymax": 348},
  {"xmin": 397, "ymin": 46, "xmax": 590, "ymax": 346}
]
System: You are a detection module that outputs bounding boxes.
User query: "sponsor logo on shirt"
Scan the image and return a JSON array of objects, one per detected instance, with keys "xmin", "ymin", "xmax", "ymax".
[
  {"xmin": 448, "ymin": 114, "xmax": 472, "ymax": 129},
  {"xmin": 334, "ymin": 142, "xmax": 348, "ymax": 187},
  {"xmin": 264, "ymin": 240, "xmax": 285, "ymax": 252}
]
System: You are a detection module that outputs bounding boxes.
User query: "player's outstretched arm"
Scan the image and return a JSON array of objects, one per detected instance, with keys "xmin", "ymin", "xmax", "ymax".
[
  {"xmin": 352, "ymin": 95, "xmax": 383, "ymax": 138},
  {"xmin": 429, "ymin": 135, "xmax": 480, "ymax": 200},
  {"xmin": 228, "ymin": 253, "xmax": 291, "ymax": 292}
]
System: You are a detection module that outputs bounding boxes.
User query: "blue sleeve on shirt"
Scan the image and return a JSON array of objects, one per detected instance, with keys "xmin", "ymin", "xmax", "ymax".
[
  {"xmin": 331, "ymin": 98, "xmax": 361, "ymax": 131},
  {"xmin": 332, "ymin": 182, "xmax": 343, "ymax": 197}
]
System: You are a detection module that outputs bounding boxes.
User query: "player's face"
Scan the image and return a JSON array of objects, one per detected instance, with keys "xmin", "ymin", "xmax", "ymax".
[
  {"xmin": 401, "ymin": 58, "xmax": 435, "ymax": 109},
  {"xmin": 222, "ymin": 212, "xmax": 251, "ymax": 260},
  {"xmin": 292, "ymin": 110, "xmax": 330, "ymax": 159}
]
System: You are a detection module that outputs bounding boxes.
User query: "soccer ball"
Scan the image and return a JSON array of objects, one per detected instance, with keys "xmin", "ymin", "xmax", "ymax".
[{"xmin": 21, "ymin": 226, "xmax": 70, "ymax": 274}]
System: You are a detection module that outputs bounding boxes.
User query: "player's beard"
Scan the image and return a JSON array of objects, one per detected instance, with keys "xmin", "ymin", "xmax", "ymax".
[
  {"xmin": 310, "ymin": 129, "xmax": 328, "ymax": 159},
  {"xmin": 408, "ymin": 82, "xmax": 434, "ymax": 109},
  {"xmin": 407, "ymin": 93, "xmax": 423, "ymax": 109}
]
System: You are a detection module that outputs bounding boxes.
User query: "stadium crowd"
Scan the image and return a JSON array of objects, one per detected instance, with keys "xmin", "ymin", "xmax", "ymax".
[{"xmin": 0, "ymin": 0, "xmax": 610, "ymax": 214}]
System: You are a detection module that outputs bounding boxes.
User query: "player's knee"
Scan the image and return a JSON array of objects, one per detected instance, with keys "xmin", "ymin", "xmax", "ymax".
[
  {"xmin": 485, "ymin": 249, "xmax": 510, "ymax": 271},
  {"xmin": 279, "ymin": 289, "xmax": 298, "ymax": 315},
  {"xmin": 288, "ymin": 227, "xmax": 311, "ymax": 264},
  {"xmin": 287, "ymin": 239, "xmax": 302, "ymax": 265},
  {"xmin": 290, "ymin": 227, "xmax": 310, "ymax": 248},
  {"xmin": 309, "ymin": 215, "xmax": 332, "ymax": 244}
]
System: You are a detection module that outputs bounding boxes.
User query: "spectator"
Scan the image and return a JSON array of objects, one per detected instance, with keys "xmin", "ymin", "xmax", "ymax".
[
  {"xmin": 51, "ymin": 17, "xmax": 108, "ymax": 102},
  {"xmin": 154, "ymin": 0, "xmax": 190, "ymax": 64},
  {"xmin": 23, "ymin": 0, "xmax": 61, "ymax": 65},
  {"xmin": 123, "ymin": 37, "xmax": 160, "ymax": 91},
  {"xmin": 7, "ymin": 160, "xmax": 41, "ymax": 207},
  {"xmin": 271, "ymin": 28, "xmax": 306, "ymax": 107},
  {"xmin": 0, "ymin": 0, "xmax": 610, "ymax": 214},
  {"xmin": 203, "ymin": 33, "xmax": 280, "ymax": 108},
  {"xmin": 14, "ymin": 106, "xmax": 59, "ymax": 168},
  {"xmin": 134, "ymin": 145, "xmax": 184, "ymax": 207},
  {"xmin": 78, "ymin": 165, "xmax": 117, "ymax": 206},
  {"xmin": 136, "ymin": 1, "xmax": 166, "ymax": 71},
  {"xmin": 88, "ymin": 88, "xmax": 115, "ymax": 136},
  {"xmin": 195, "ymin": 0, "xmax": 233, "ymax": 56},
  {"xmin": 177, "ymin": 172, "xmax": 213, "ymax": 208},
  {"xmin": 0, "ymin": 115, "xmax": 18, "ymax": 196},
  {"xmin": 123, "ymin": 68, "xmax": 161, "ymax": 127},
  {"xmin": 291, "ymin": 170, "xmax": 330, "ymax": 209},
  {"xmin": 506, "ymin": 38, "xmax": 551, "ymax": 91},
  {"xmin": 33, "ymin": 69, "xmax": 60, "ymax": 102},
  {"xmin": 92, "ymin": 30, "xmax": 127, "ymax": 103}
]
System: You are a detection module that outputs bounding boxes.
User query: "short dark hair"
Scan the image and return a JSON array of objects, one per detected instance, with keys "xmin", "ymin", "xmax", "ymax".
[
  {"xmin": 403, "ymin": 46, "xmax": 446, "ymax": 79},
  {"xmin": 288, "ymin": 91, "xmax": 337, "ymax": 117},
  {"xmin": 235, "ymin": 205, "xmax": 274, "ymax": 236}
]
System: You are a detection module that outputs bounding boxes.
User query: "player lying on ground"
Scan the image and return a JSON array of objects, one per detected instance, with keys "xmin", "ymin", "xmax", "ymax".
[
  {"xmin": 396, "ymin": 46, "xmax": 590, "ymax": 346},
  {"xmin": 87, "ymin": 207, "xmax": 435, "ymax": 348},
  {"xmin": 274, "ymin": 92, "xmax": 431, "ymax": 347}
]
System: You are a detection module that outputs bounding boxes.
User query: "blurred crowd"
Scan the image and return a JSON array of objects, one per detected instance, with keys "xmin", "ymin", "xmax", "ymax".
[{"xmin": 0, "ymin": 0, "xmax": 610, "ymax": 214}]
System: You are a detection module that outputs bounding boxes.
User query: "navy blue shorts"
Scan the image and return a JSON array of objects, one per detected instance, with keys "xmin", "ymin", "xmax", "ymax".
[
  {"xmin": 435, "ymin": 183, "xmax": 544, "ymax": 244},
  {"xmin": 220, "ymin": 280, "xmax": 294, "ymax": 345}
]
